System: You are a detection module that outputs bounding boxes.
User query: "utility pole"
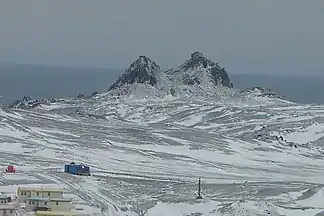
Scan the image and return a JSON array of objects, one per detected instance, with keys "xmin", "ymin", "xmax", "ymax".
[{"xmin": 196, "ymin": 177, "xmax": 203, "ymax": 199}]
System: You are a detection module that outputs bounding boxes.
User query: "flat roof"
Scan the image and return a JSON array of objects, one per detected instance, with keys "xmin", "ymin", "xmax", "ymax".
[
  {"xmin": 35, "ymin": 211, "xmax": 86, "ymax": 216},
  {"xmin": 0, "ymin": 195, "xmax": 10, "ymax": 199},
  {"xmin": 18, "ymin": 187, "xmax": 63, "ymax": 192},
  {"xmin": 28, "ymin": 197, "xmax": 72, "ymax": 202}
]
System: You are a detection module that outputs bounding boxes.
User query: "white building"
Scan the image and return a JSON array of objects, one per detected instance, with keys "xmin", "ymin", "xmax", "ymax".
[
  {"xmin": 0, "ymin": 205, "xmax": 15, "ymax": 216},
  {"xmin": 26, "ymin": 197, "xmax": 72, "ymax": 211},
  {"xmin": 17, "ymin": 187, "xmax": 63, "ymax": 202}
]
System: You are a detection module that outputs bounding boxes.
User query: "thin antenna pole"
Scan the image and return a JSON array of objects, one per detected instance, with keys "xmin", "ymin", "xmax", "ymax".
[
  {"xmin": 198, "ymin": 177, "xmax": 201, "ymax": 196},
  {"xmin": 196, "ymin": 177, "xmax": 203, "ymax": 199}
]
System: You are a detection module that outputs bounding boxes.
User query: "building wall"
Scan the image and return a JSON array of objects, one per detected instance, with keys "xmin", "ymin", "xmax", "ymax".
[
  {"xmin": 46, "ymin": 201, "xmax": 71, "ymax": 211},
  {"xmin": 31, "ymin": 191, "xmax": 63, "ymax": 198},
  {"xmin": 0, "ymin": 209, "xmax": 15, "ymax": 216},
  {"xmin": 0, "ymin": 199, "xmax": 10, "ymax": 204},
  {"xmin": 25, "ymin": 200, "xmax": 71, "ymax": 211},
  {"xmin": 17, "ymin": 190, "xmax": 29, "ymax": 202},
  {"xmin": 25, "ymin": 199, "xmax": 40, "ymax": 211},
  {"xmin": 17, "ymin": 189, "xmax": 63, "ymax": 202}
]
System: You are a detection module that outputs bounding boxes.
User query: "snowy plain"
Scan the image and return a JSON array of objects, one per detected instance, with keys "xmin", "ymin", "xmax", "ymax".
[{"xmin": 1, "ymin": 95, "xmax": 324, "ymax": 216}]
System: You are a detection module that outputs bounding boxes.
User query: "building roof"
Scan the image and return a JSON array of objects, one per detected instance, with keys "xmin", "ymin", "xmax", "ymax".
[
  {"xmin": 28, "ymin": 197, "xmax": 72, "ymax": 202},
  {"xmin": 0, "ymin": 195, "xmax": 10, "ymax": 199},
  {"xmin": 17, "ymin": 187, "xmax": 63, "ymax": 192},
  {"xmin": 0, "ymin": 205, "xmax": 15, "ymax": 210},
  {"xmin": 35, "ymin": 211, "xmax": 87, "ymax": 216}
]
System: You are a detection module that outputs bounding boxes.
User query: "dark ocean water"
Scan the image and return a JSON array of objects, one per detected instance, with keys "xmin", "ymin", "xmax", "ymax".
[
  {"xmin": 230, "ymin": 74, "xmax": 324, "ymax": 105},
  {"xmin": 0, "ymin": 64, "xmax": 122, "ymax": 106},
  {"xmin": 1, "ymin": 64, "xmax": 324, "ymax": 106}
]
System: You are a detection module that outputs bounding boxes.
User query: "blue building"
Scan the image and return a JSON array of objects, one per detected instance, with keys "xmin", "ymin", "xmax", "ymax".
[{"xmin": 64, "ymin": 162, "xmax": 90, "ymax": 176}]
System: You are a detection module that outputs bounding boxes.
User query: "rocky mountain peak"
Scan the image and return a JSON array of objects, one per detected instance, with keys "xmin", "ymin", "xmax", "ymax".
[
  {"xmin": 108, "ymin": 55, "xmax": 161, "ymax": 91},
  {"xmin": 134, "ymin": 56, "xmax": 160, "ymax": 71},
  {"xmin": 180, "ymin": 52, "xmax": 214, "ymax": 70},
  {"xmin": 167, "ymin": 52, "xmax": 233, "ymax": 88},
  {"xmin": 191, "ymin": 52, "xmax": 204, "ymax": 59}
]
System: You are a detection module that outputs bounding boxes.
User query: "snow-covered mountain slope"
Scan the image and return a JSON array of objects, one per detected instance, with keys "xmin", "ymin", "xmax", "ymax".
[
  {"xmin": 2, "ymin": 97, "xmax": 324, "ymax": 215},
  {"xmin": 75, "ymin": 54, "xmax": 290, "ymax": 116},
  {"xmin": 0, "ymin": 53, "xmax": 312, "ymax": 215},
  {"xmin": 98, "ymin": 52, "xmax": 237, "ymax": 102},
  {"xmin": 154, "ymin": 52, "xmax": 234, "ymax": 100}
]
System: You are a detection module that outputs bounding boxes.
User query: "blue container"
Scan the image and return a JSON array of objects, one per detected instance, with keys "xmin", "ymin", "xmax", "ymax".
[
  {"xmin": 64, "ymin": 163, "xmax": 90, "ymax": 176},
  {"xmin": 68, "ymin": 164, "xmax": 78, "ymax": 174},
  {"xmin": 64, "ymin": 164, "xmax": 69, "ymax": 173}
]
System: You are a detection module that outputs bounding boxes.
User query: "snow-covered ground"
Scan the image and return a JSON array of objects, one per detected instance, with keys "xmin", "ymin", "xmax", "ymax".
[{"xmin": 1, "ymin": 96, "xmax": 324, "ymax": 216}]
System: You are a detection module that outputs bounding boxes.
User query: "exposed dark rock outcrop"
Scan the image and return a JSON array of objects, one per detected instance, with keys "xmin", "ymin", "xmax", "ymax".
[
  {"xmin": 253, "ymin": 126, "xmax": 298, "ymax": 148},
  {"xmin": 9, "ymin": 96, "xmax": 40, "ymax": 109},
  {"xmin": 166, "ymin": 52, "xmax": 233, "ymax": 88},
  {"xmin": 240, "ymin": 87, "xmax": 284, "ymax": 99},
  {"xmin": 91, "ymin": 91, "xmax": 99, "ymax": 97},
  {"xmin": 77, "ymin": 93, "xmax": 85, "ymax": 99},
  {"xmin": 9, "ymin": 96, "xmax": 64, "ymax": 109},
  {"xmin": 108, "ymin": 56, "xmax": 160, "ymax": 91}
]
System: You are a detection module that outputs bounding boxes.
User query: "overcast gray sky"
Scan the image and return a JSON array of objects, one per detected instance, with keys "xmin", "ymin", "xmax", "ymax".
[{"xmin": 0, "ymin": 0, "xmax": 323, "ymax": 75}]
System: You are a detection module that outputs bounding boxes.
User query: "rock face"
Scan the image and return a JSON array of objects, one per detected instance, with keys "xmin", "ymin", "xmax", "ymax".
[
  {"xmin": 108, "ymin": 56, "xmax": 161, "ymax": 91},
  {"xmin": 166, "ymin": 52, "xmax": 233, "ymax": 88},
  {"xmin": 240, "ymin": 87, "xmax": 284, "ymax": 99},
  {"xmin": 8, "ymin": 96, "xmax": 64, "ymax": 109},
  {"xmin": 253, "ymin": 126, "xmax": 299, "ymax": 148},
  {"xmin": 9, "ymin": 96, "xmax": 40, "ymax": 109}
]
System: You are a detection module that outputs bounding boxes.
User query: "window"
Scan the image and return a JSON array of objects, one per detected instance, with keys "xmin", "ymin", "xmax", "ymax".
[
  {"xmin": 48, "ymin": 192, "xmax": 50, "ymax": 196},
  {"xmin": 32, "ymin": 201, "xmax": 35, "ymax": 204},
  {"xmin": 44, "ymin": 202, "xmax": 47, "ymax": 205},
  {"xmin": 0, "ymin": 200, "xmax": 3, "ymax": 203},
  {"xmin": 10, "ymin": 210, "xmax": 13, "ymax": 213},
  {"xmin": 36, "ymin": 192, "xmax": 39, "ymax": 196},
  {"xmin": 56, "ymin": 201, "xmax": 59, "ymax": 205},
  {"xmin": 20, "ymin": 192, "xmax": 24, "ymax": 195},
  {"xmin": 29, "ymin": 201, "xmax": 31, "ymax": 204},
  {"xmin": 24, "ymin": 192, "xmax": 27, "ymax": 195}
]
